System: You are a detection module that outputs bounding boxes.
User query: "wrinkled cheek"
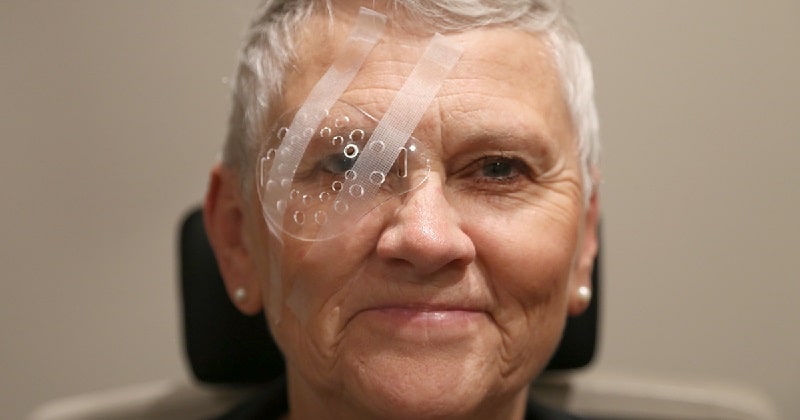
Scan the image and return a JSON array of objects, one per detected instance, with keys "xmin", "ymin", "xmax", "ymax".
[
  {"xmin": 277, "ymin": 243, "xmax": 338, "ymax": 326},
  {"xmin": 498, "ymin": 285, "xmax": 569, "ymax": 378},
  {"xmin": 266, "ymin": 255, "xmax": 344, "ymax": 375},
  {"xmin": 483, "ymin": 231, "xmax": 575, "ymax": 377},
  {"xmin": 279, "ymin": 214, "xmax": 385, "ymax": 320},
  {"xmin": 271, "ymin": 233, "xmax": 370, "ymax": 345},
  {"xmin": 497, "ymin": 244, "xmax": 573, "ymax": 302}
]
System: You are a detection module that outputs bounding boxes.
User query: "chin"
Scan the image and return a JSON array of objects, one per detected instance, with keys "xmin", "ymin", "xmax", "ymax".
[{"xmin": 339, "ymin": 340, "xmax": 524, "ymax": 420}]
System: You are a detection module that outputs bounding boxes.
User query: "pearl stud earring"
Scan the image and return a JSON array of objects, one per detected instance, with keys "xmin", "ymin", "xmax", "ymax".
[
  {"xmin": 234, "ymin": 287, "xmax": 247, "ymax": 302},
  {"xmin": 577, "ymin": 285, "xmax": 592, "ymax": 305}
]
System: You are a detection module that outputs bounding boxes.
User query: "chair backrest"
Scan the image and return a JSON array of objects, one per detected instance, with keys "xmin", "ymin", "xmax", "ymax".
[{"xmin": 180, "ymin": 207, "xmax": 599, "ymax": 384}]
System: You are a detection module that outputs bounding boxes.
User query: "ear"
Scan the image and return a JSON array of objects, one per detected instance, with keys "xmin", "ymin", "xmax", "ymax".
[
  {"xmin": 203, "ymin": 162, "xmax": 263, "ymax": 315},
  {"xmin": 567, "ymin": 186, "xmax": 600, "ymax": 317}
]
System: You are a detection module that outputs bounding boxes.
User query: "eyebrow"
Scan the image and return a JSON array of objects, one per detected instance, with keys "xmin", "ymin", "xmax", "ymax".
[{"xmin": 460, "ymin": 126, "xmax": 559, "ymax": 159}]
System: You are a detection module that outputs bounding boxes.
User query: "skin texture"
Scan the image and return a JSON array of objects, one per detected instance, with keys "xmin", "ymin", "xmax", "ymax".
[{"xmin": 204, "ymin": 6, "xmax": 599, "ymax": 420}]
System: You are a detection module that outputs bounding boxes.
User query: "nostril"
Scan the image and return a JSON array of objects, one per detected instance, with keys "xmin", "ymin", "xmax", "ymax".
[{"xmin": 375, "ymin": 193, "xmax": 475, "ymax": 275}]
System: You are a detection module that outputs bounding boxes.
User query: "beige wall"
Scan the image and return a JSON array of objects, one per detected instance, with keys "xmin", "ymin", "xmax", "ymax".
[{"xmin": 1, "ymin": 1, "xmax": 797, "ymax": 419}]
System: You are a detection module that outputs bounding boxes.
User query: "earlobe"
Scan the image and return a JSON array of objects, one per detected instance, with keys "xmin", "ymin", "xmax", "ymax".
[
  {"xmin": 568, "ymin": 187, "xmax": 600, "ymax": 317},
  {"xmin": 203, "ymin": 163, "xmax": 263, "ymax": 315}
]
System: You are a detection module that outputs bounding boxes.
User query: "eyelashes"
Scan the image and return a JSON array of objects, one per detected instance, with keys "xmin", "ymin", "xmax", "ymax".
[{"xmin": 461, "ymin": 155, "xmax": 534, "ymax": 185}]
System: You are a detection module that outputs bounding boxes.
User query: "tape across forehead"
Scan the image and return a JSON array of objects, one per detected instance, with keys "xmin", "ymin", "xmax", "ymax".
[
  {"xmin": 258, "ymin": 7, "xmax": 386, "ymax": 325},
  {"xmin": 261, "ymin": 7, "xmax": 387, "ymax": 227},
  {"xmin": 259, "ymin": 12, "xmax": 464, "ymax": 242},
  {"xmin": 321, "ymin": 33, "xmax": 463, "ymax": 239}
]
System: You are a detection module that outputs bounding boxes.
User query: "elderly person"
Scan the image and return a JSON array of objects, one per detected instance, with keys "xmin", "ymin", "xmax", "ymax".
[{"xmin": 204, "ymin": 0, "xmax": 600, "ymax": 418}]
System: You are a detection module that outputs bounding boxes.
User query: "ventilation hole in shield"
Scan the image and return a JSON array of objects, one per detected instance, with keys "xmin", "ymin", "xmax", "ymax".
[
  {"xmin": 343, "ymin": 144, "xmax": 359, "ymax": 159},
  {"xmin": 334, "ymin": 115, "xmax": 350, "ymax": 128},
  {"xmin": 314, "ymin": 211, "xmax": 327, "ymax": 225},
  {"xmin": 349, "ymin": 184, "xmax": 365, "ymax": 198},
  {"xmin": 334, "ymin": 200, "xmax": 349, "ymax": 214},
  {"xmin": 277, "ymin": 127, "xmax": 288, "ymax": 140},
  {"xmin": 293, "ymin": 211, "xmax": 305, "ymax": 225},
  {"xmin": 265, "ymin": 180, "xmax": 277, "ymax": 192},
  {"xmin": 369, "ymin": 141, "xmax": 385, "ymax": 153},
  {"xmin": 369, "ymin": 171, "xmax": 386, "ymax": 185},
  {"xmin": 349, "ymin": 129, "xmax": 365, "ymax": 142}
]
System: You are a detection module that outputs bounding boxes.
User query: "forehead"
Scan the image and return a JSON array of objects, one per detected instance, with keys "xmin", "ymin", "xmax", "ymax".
[{"xmin": 275, "ymin": 11, "xmax": 573, "ymax": 152}]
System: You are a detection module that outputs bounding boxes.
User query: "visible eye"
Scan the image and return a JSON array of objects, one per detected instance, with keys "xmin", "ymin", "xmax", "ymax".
[
  {"xmin": 482, "ymin": 159, "xmax": 514, "ymax": 179},
  {"xmin": 320, "ymin": 150, "xmax": 358, "ymax": 174},
  {"xmin": 475, "ymin": 156, "xmax": 530, "ymax": 182},
  {"xmin": 293, "ymin": 142, "xmax": 362, "ymax": 183}
]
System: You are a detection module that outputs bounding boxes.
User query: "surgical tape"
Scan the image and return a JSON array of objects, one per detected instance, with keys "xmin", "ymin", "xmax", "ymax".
[
  {"xmin": 260, "ymin": 7, "xmax": 387, "ymax": 233},
  {"xmin": 258, "ymin": 7, "xmax": 385, "ymax": 325},
  {"xmin": 319, "ymin": 33, "xmax": 463, "ymax": 239},
  {"xmin": 258, "ymin": 13, "xmax": 464, "ymax": 242}
]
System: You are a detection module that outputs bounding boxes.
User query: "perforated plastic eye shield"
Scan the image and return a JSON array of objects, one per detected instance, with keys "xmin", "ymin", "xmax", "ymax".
[{"xmin": 256, "ymin": 7, "xmax": 463, "ymax": 241}]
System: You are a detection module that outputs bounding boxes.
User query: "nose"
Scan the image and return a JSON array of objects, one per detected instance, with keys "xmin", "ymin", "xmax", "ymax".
[{"xmin": 375, "ymin": 174, "xmax": 476, "ymax": 276}]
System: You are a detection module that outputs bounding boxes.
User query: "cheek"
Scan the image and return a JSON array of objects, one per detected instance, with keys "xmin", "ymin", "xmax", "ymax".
[
  {"xmin": 279, "ymin": 221, "xmax": 380, "ymax": 293},
  {"xmin": 461, "ymin": 209, "xmax": 579, "ymax": 380},
  {"xmin": 474, "ymin": 210, "xmax": 577, "ymax": 292},
  {"xmin": 271, "ymin": 219, "xmax": 382, "ymax": 330},
  {"xmin": 469, "ymin": 209, "xmax": 579, "ymax": 335},
  {"xmin": 264, "ymin": 221, "xmax": 387, "ymax": 388},
  {"xmin": 277, "ymin": 240, "xmax": 355, "ymax": 321},
  {"xmin": 263, "ymin": 241, "xmax": 358, "ymax": 377}
]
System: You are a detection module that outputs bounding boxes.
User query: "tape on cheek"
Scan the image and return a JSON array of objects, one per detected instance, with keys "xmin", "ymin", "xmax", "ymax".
[
  {"xmin": 285, "ymin": 251, "xmax": 362, "ymax": 329},
  {"xmin": 287, "ymin": 34, "xmax": 464, "ymax": 326},
  {"xmin": 260, "ymin": 7, "xmax": 386, "ymax": 325}
]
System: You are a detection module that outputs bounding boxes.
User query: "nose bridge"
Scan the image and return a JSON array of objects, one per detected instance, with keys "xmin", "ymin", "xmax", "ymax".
[
  {"xmin": 399, "ymin": 172, "xmax": 451, "ymax": 234},
  {"xmin": 377, "ymin": 172, "xmax": 476, "ymax": 274}
]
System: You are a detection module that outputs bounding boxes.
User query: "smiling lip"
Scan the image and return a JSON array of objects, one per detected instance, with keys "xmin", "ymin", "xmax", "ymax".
[{"xmin": 356, "ymin": 306, "xmax": 487, "ymax": 330}]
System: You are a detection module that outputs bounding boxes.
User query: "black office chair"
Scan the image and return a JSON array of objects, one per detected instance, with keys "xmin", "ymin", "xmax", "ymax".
[
  {"xmin": 30, "ymin": 210, "xmax": 778, "ymax": 420},
  {"xmin": 179, "ymin": 207, "xmax": 600, "ymax": 385},
  {"xmin": 34, "ymin": 210, "xmax": 772, "ymax": 419}
]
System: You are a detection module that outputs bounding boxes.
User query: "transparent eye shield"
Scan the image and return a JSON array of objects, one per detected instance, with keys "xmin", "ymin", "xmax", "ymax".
[
  {"xmin": 256, "ymin": 7, "xmax": 463, "ymax": 241},
  {"xmin": 257, "ymin": 104, "xmax": 430, "ymax": 241}
]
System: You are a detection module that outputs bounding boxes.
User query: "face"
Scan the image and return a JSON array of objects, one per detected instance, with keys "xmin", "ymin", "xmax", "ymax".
[{"xmin": 231, "ymin": 9, "xmax": 597, "ymax": 420}]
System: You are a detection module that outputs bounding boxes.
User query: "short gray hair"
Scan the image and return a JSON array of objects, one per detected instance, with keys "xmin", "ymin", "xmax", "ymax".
[{"xmin": 222, "ymin": 0, "xmax": 600, "ymax": 200}]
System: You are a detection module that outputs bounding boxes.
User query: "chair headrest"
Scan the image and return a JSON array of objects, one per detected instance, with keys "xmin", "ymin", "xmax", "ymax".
[{"xmin": 180, "ymin": 208, "xmax": 599, "ymax": 384}]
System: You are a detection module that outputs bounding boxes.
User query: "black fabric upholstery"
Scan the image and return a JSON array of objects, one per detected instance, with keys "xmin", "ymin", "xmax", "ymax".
[
  {"xmin": 180, "ymin": 209, "xmax": 283, "ymax": 384},
  {"xmin": 179, "ymin": 207, "xmax": 599, "ymax": 384},
  {"xmin": 547, "ymin": 240, "xmax": 600, "ymax": 370}
]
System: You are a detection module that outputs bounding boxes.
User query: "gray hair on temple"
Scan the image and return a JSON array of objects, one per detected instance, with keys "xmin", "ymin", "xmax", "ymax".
[{"xmin": 222, "ymin": 0, "xmax": 600, "ymax": 200}]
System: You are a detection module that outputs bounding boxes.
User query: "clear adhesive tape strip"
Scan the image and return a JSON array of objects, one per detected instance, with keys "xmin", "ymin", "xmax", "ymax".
[
  {"xmin": 319, "ymin": 33, "xmax": 463, "ymax": 239},
  {"xmin": 262, "ymin": 7, "xmax": 385, "ymax": 325},
  {"xmin": 264, "ymin": 7, "xmax": 387, "ymax": 224}
]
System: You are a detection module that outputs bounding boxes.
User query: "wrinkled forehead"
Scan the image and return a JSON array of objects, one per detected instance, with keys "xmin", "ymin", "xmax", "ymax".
[
  {"xmin": 274, "ymin": 10, "xmax": 568, "ymax": 137},
  {"xmin": 254, "ymin": 7, "xmax": 577, "ymax": 245},
  {"xmin": 256, "ymin": 8, "xmax": 467, "ymax": 242}
]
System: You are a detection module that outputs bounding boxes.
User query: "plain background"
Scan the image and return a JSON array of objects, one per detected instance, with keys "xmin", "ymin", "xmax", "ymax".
[{"xmin": 1, "ymin": 1, "xmax": 798, "ymax": 419}]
